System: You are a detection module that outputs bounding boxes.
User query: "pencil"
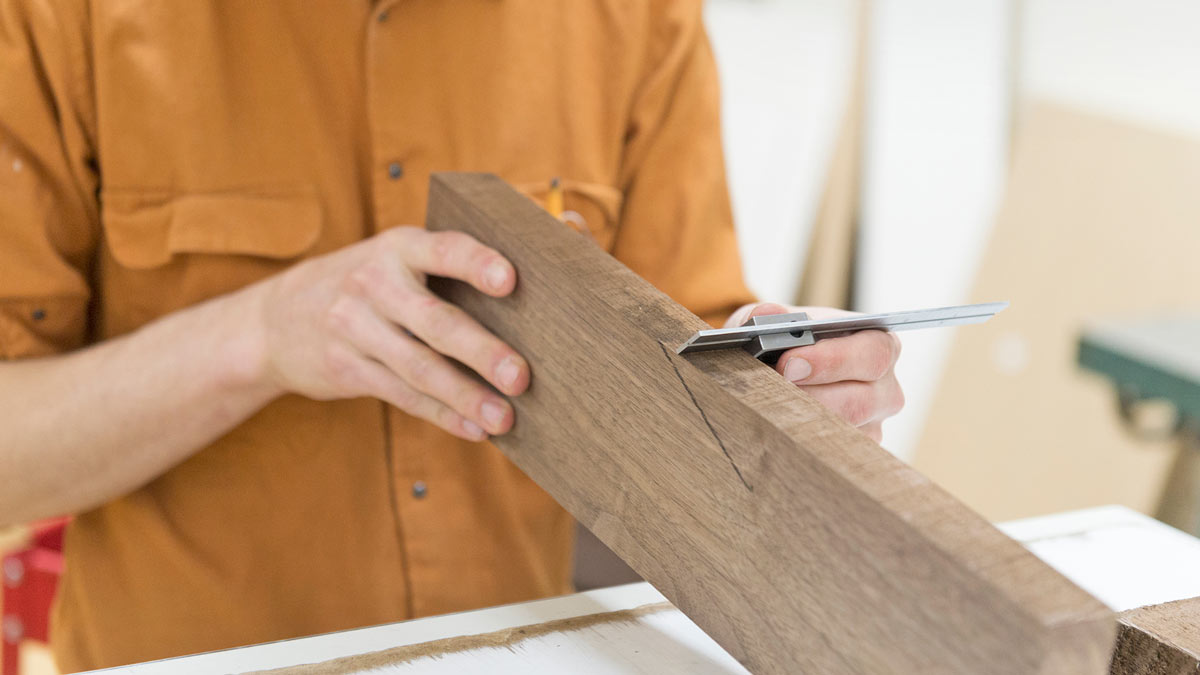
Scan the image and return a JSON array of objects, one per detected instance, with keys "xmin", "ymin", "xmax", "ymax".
[{"xmin": 546, "ymin": 176, "xmax": 564, "ymax": 219}]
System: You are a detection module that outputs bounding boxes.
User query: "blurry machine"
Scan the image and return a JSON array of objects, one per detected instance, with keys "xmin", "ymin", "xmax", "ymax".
[{"xmin": 1079, "ymin": 315, "xmax": 1200, "ymax": 535}]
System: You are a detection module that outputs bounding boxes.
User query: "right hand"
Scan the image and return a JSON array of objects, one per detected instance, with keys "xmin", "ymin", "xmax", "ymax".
[{"xmin": 249, "ymin": 226, "xmax": 529, "ymax": 441}]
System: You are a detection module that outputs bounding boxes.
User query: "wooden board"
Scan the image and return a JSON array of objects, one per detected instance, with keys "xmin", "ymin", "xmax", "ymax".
[
  {"xmin": 1111, "ymin": 597, "xmax": 1200, "ymax": 674},
  {"xmin": 425, "ymin": 173, "xmax": 1114, "ymax": 674},
  {"xmin": 94, "ymin": 507, "xmax": 1200, "ymax": 674}
]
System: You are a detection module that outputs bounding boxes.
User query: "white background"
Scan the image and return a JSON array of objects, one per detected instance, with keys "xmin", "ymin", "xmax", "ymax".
[{"xmin": 706, "ymin": 0, "xmax": 1200, "ymax": 461}]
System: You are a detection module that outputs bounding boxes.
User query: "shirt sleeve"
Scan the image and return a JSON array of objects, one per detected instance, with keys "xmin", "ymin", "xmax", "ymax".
[
  {"xmin": 0, "ymin": 0, "xmax": 99, "ymax": 359},
  {"xmin": 613, "ymin": 0, "xmax": 756, "ymax": 328}
]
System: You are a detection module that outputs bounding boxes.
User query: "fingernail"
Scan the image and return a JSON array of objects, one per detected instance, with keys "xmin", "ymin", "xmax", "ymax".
[
  {"xmin": 481, "ymin": 400, "xmax": 508, "ymax": 431},
  {"xmin": 496, "ymin": 355, "xmax": 522, "ymax": 390},
  {"xmin": 462, "ymin": 419, "xmax": 486, "ymax": 440},
  {"xmin": 784, "ymin": 357, "xmax": 813, "ymax": 382},
  {"xmin": 485, "ymin": 261, "xmax": 510, "ymax": 291}
]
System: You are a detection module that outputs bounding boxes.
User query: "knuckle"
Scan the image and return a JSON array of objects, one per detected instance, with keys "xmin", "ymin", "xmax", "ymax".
[
  {"xmin": 324, "ymin": 297, "xmax": 358, "ymax": 335},
  {"xmin": 356, "ymin": 259, "xmax": 390, "ymax": 289},
  {"xmin": 840, "ymin": 392, "xmax": 875, "ymax": 427},
  {"xmin": 387, "ymin": 281, "xmax": 426, "ymax": 314},
  {"xmin": 430, "ymin": 234, "xmax": 455, "ymax": 268},
  {"xmin": 435, "ymin": 405, "xmax": 461, "ymax": 431},
  {"xmin": 390, "ymin": 386, "xmax": 419, "ymax": 411},
  {"xmin": 371, "ymin": 249, "xmax": 399, "ymax": 275},
  {"xmin": 865, "ymin": 341, "xmax": 893, "ymax": 381},
  {"xmin": 381, "ymin": 225, "xmax": 418, "ymax": 247},
  {"xmin": 425, "ymin": 299, "xmax": 464, "ymax": 333},
  {"xmin": 819, "ymin": 347, "xmax": 847, "ymax": 379},
  {"xmin": 870, "ymin": 357, "xmax": 891, "ymax": 382},
  {"xmin": 375, "ymin": 281, "xmax": 426, "ymax": 324},
  {"xmin": 404, "ymin": 352, "xmax": 437, "ymax": 388},
  {"xmin": 431, "ymin": 231, "xmax": 471, "ymax": 267},
  {"xmin": 341, "ymin": 268, "xmax": 370, "ymax": 296}
]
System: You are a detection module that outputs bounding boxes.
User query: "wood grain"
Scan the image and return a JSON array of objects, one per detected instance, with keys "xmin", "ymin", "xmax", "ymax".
[
  {"xmin": 426, "ymin": 172, "xmax": 1114, "ymax": 674},
  {"xmin": 1110, "ymin": 597, "xmax": 1200, "ymax": 674}
]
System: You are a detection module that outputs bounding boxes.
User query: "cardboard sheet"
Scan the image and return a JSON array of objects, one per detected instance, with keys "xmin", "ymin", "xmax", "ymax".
[{"xmin": 914, "ymin": 103, "xmax": 1200, "ymax": 519}]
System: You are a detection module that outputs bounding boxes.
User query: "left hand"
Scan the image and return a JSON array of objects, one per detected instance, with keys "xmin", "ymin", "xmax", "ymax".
[{"xmin": 725, "ymin": 303, "xmax": 905, "ymax": 443}]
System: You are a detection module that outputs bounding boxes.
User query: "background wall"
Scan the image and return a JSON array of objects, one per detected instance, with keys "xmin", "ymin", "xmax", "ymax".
[
  {"xmin": 857, "ymin": 0, "xmax": 1012, "ymax": 461},
  {"xmin": 1019, "ymin": 0, "xmax": 1200, "ymax": 139},
  {"xmin": 705, "ymin": 0, "xmax": 858, "ymax": 306},
  {"xmin": 707, "ymin": 0, "xmax": 1200, "ymax": 466}
]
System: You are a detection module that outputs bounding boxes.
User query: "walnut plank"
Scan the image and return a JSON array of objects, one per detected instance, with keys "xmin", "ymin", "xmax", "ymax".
[
  {"xmin": 1110, "ymin": 597, "xmax": 1200, "ymax": 674},
  {"xmin": 425, "ymin": 172, "xmax": 1114, "ymax": 674}
]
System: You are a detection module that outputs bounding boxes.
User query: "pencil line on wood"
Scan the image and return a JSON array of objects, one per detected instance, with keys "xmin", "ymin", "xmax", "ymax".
[{"xmin": 659, "ymin": 341, "xmax": 752, "ymax": 492}]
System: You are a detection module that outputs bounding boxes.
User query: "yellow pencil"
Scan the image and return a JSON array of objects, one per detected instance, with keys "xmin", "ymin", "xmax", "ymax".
[{"xmin": 546, "ymin": 176, "xmax": 564, "ymax": 219}]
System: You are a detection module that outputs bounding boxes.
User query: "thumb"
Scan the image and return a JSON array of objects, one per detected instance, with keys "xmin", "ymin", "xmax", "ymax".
[{"xmin": 725, "ymin": 302, "xmax": 791, "ymax": 328}]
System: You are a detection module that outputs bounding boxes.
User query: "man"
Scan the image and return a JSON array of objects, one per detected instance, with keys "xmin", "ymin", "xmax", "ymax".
[{"xmin": 0, "ymin": 1, "xmax": 903, "ymax": 670}]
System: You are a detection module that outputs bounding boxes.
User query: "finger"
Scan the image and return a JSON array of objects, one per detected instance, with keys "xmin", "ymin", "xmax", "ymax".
[
  {"xmin": 344, "ymin": 352, "xmax": 487, "ymax": 442},
  {"xmin": 369, "ymin": 279, "xmax": 530, "ymax": 397},
  {"xmin": 333, "ymin": 298, "xmax": 515, "ymax": 434},
  {"xmin": 387, "ymin": 227, "xmax": 516, "ymax": 297},
  {"xmin": 747, "ymin": 302, "xmax": 791, "ymax": 319},
  {"xmin": 799, "ymin": 374, "xmax": 905, "ymax": 427},
  {"xmin": 777, "ymin": 329, "xmax": 901, "ymax": 385},
  {"xmin": 725, "ymin": 302, "xmax": 789, "ymax": 328},
  {"xmin": 728, "ymin": 303, "xmax": 856, "ymax": 328}
]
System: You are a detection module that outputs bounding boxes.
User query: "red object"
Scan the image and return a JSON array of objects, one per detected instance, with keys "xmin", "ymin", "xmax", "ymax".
[{"xmin": 2, "ymin": 519, "xmax": 67, "ymax": 675}]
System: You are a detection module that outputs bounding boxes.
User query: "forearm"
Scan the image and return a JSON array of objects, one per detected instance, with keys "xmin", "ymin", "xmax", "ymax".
[
  {"xmin": 0, "ymin": 224, "xmax": 532, "ymax": 526},
  {"xmin": 0, "ymin": 285, "xmax": 279, "ymax": 526}
]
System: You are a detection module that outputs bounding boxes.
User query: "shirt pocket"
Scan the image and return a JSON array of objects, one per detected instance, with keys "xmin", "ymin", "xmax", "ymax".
[
  {"xmin": 514, "ymin": 179, "xmax": 623, "ymax": 252},
  {"xmin": 100, "ymin": 187, "xmax": 323, "ymax": 270},
  {"xmin": 96, "ymin": 186, "xmax": 325, "ymax": 334}
]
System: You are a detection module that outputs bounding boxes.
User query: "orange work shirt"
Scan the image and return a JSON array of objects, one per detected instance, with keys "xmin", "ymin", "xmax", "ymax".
[{"xmin": 0, "ymin": 0, "xmax": 754, "ymax": 670}]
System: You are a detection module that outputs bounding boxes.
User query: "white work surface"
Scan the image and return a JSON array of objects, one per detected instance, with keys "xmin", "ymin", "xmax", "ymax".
[{"xmin": 90, "ymin": 505, "xmax": 1200, "ymax": 674}]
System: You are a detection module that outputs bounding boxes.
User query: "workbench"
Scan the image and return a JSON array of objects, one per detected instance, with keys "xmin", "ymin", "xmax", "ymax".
[
  {"xmin": 1079, "ymin": 315, "xmax": 1200, "ymax": 534},
  {"xmin": 86, "ymin": 505, "xmax": 1200, "ymax": 674}
]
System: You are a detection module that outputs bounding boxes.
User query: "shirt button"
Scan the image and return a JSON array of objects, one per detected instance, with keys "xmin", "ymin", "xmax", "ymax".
[
  {"xmin": 387, "ymin": 162, "xmax": 404, "ymax": 180},
  {"xmin": 3, "ymin": 557, "xmax": 24, "ymax": 586},
  {"xmin": 377, "ymin": 10, "xmax": 389, "ymax": 23},
  {"xmin": 411, "ymin": 480, "xmax": 428, "ymax": 499}
]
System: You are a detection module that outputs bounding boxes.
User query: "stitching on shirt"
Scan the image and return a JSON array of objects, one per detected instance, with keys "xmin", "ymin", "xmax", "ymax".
[{"xmin": 100, "ymin": 184, "xmax": 319, "ymax": 207}]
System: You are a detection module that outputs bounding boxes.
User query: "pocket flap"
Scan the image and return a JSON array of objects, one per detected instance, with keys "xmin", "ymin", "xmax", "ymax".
[
  {"xmin": 514, "ymin": 179, "xmax": 624, "ymax": 250},
  {"xmin": 101, "ymin": 189, "xmax": 323, "ymax": 269}
]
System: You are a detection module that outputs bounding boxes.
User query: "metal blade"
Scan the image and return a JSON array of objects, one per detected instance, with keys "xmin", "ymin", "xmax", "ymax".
[{"xmin": 677, "ymin": 301, "xmax": 1009, "ymax": 355}]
